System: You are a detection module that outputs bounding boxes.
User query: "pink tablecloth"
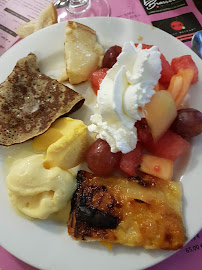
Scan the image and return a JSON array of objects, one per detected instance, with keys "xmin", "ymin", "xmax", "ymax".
[{"xmin": 0, "ymin": 0, "xmax": 201, "ymax": 269}]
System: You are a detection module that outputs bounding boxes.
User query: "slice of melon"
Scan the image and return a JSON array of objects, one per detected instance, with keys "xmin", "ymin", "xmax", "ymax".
[
  {"xmin": 145, "ymin": 90, "xmax": 177, "ymax": 141},
  {"xmin": 139, "ymin": 154, "xmax": 173, "ymax": 181},
  {"xmin": 168, "ymin": 69, "xmax": 194, "ymax": 109},
  {"xmin": 174, "ymin": 69, "xmax": 194, "ymax": 109},
  {"xmin": 168, "ymin": 74, "xmax": 183, "ymax": 101}
]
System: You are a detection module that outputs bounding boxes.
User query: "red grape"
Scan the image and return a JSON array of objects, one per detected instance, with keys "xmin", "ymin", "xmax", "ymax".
[
  {"xmin": 85, "ymin": 139, "xmax": 121, "ymax": 176},
  {"xmin": 102, "ymin": 45, "xmax": 122, "ymax": 69},
  {"xmin": 171, "ymin": 108, "xmax": 202, "ymax": 138}
]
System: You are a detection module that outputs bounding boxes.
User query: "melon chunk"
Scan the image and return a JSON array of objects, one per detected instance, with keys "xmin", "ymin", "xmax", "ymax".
[
  {"xmin": 168, "ymin": 69, "xmax": 194, "ymax": 109},
  {"xmin": 168, "ymin": 74, "xmax": 183, "ymax": 101},
  {"xmin": 139, "ymin": 154, "xmax": 173, "ymax": 181},
  {"xmin": 145, "ymin": 90, "xmax": 177, "ymax": 141}
]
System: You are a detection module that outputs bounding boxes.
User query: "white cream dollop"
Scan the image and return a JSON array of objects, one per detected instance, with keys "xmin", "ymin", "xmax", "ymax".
[
  {"xmin": 89, "ymin": 42, "xmax": 162, "ymax": 153},
  {"xmin": 6, "ymin": 154, "xmax": 76, "ymax": 219}
]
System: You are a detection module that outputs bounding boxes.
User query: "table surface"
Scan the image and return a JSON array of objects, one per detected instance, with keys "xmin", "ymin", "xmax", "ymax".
[{"xmin": 0, "ymin": 0, "xmax": 202, "ymax": 269}]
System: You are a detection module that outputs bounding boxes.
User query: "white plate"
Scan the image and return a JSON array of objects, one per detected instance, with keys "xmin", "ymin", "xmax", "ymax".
[{"xmin": 0, "ymin": 17, "xmax": 201, "ymax": 270}]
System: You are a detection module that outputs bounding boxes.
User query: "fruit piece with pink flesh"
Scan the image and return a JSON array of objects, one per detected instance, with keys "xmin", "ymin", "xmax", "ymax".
[
  {"xmin": 143, "ymin": 130, "xmax": 191, "ymax": 161},
  {"xmin": 145, "ymin": 90, "xmax": 177, "ymax": 141},
  {"xmin": 171, "ymin": 55, "xmax": 198, "ymax": 84},
  {"xmin": 119, "ymin": 142, "xmax": 143, "ymax": 176},
  {"xmin": 134, "ymin": 43, "xmax": 174, "ymax": 86},
  {"xmin": 154, "ymin": 82, "xmax": 166, "ymax": 91},
  {"xmin": 136, "ymin": 118, "xmax": 152, "ymax": 143},
  {"xmin": 91, "ymin": 68, "xmax": 109, "ymax": 94},
  {"xmin": 139, "ymin": 154, "xmax": 174, "ymax": 181},
  {"xmin": 159, "ymin": 54, "xmax": 175, "ymax": 86}
]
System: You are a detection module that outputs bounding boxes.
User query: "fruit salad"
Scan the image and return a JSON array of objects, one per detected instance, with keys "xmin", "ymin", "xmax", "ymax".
[{"xmin": 87, "ymin": 43, "xmax": 201, "ymax": 180}]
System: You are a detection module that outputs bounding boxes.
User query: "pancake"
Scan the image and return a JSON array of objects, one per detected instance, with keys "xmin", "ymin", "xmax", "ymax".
[
  {"xmin": 68, "ymin": 170, "xmax": 187, "ymax": 250},
  {"xmin": 0, "ymin": 53, "xmax": 84, "ymax": 146},
  {"xmin": 62, "ymin": 21, "xmax": 104, "ymax": 84}
]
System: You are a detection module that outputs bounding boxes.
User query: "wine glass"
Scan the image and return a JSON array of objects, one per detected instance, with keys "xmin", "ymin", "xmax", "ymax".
[{"xmin": 55, "ymin": 0, "xmax": 110, "ymax": 22}]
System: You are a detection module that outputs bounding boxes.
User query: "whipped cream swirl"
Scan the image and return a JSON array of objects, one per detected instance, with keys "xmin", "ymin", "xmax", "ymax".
[{"xmin": 89, "ymin": 42, "xmax": 162, "ymax": 153}]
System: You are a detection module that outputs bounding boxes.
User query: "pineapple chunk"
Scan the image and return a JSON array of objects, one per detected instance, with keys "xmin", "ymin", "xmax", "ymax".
[
  {"xmin": 145, "ymin": 90, "xmax": 177, "ymax": 141},
  {"xmin": 139, "ymin": 154, "xmax": 173, "ymax": 181}
]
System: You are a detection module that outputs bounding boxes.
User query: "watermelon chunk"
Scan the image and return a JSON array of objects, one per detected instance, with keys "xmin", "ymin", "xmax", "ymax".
[
  {"xmin": 135, "ymin": 119, "xmax": 152, "ymax": 143},
  {"xmin": 119, "ymin": 142, "xmax": 143, "ymax": 176},
  {"xmin": 171, "ymin": 55, "xmax": 198, "ymax": 84},
  {"xmin": 159, "ymin": 54, "xmax": 175, "ymax": 86},
  {"xmin": 143, "ymin": 130, "xmax": 190, "ymax": 161},
  {"xmin": 134, "ymin": 44, "xmax": 153, "ymax": 50},
  {"xmin": 91, "ymin": 68, "xmax": 109, "ymax": 94}
]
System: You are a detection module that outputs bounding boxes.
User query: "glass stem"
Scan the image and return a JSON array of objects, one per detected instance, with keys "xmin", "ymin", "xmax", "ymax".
[
  {"xmin": 69, "ymin": 0, "xmax": 89, "ymax": 8},
  {"xmin": 66, "ymin": 0, "xmax": 91, "ymax": 14}
]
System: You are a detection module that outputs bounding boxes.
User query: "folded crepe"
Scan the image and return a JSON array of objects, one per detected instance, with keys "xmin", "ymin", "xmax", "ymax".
[
  {"xmin": 61, "ymin": 21, "xmax": 104, "ymax": 84},
  {"xmin": 0, "ymin": 53, "xmax": 84, "ymax": 146},
  {"xmin": 17, "ymin": 3, "xmax": 57, "ymax": 39}
]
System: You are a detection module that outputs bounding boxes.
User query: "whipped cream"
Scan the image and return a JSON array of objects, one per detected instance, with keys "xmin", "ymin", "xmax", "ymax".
[{"xmin": 89, "ymin": 42, "xmax": 162, "ymax": 153}]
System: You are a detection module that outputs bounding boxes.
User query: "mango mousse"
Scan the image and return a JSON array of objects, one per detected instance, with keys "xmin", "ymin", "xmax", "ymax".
[
  {"xmin": 6, "ymin": 154, "xmax": 76, "ymax": 219},
  {"xmin": 32, "ymin": 117, "xmax": 88, "ymax": 170},
  {"xmin": 6, "ymin": 117, "xmax": 88, "ymax": 219}
]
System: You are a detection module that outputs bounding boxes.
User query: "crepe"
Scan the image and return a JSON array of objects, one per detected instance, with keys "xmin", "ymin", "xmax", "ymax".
[
  {"xmin": 17, "ymin": 3, "xmax": 57, "ymax": 39},
  {"xmin": 0, "ymin": 53, "xmax": 84, "ymax": 146},
  {"xmin": 68, "ymin": 170, "xmax": 187, "ymax": 250},
  {"xmin": 61, "ymin": 21, "xmax": 104, "ymax": 84}
]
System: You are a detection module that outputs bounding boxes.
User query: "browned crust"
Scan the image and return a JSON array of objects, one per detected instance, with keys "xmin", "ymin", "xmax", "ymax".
[
  {"xmin": 68, "ymin": 170, "xmax": 120, "ymax": 241},
  {"xmin": 68, "ymin": 171, "xmax": 187, "ymax": 250},
  {"xmin": 0, "ymin": 53, "xmax": 84, "ymax": 146},
  {"xmin": 66, "ymin": 21, "xmax": 96, "ymax": 35},
  {"xmin": 50, "ymin": 2, "xmax": 58, "ymax": 24}
]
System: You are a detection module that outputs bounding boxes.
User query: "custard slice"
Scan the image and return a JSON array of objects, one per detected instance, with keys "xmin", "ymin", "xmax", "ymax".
[{"xmin": 68, "ymin": 170, "xmax": 187, "ymax": 250}]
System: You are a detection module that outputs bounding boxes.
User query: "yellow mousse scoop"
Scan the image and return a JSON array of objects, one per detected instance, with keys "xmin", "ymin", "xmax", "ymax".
[
  {"xmin": 6, "ymin": 154, "xmax": 76, "ymax": 219},
  {"xmin": 32, "ymin": 117, "xmax": 88, "ymax": 170}
]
